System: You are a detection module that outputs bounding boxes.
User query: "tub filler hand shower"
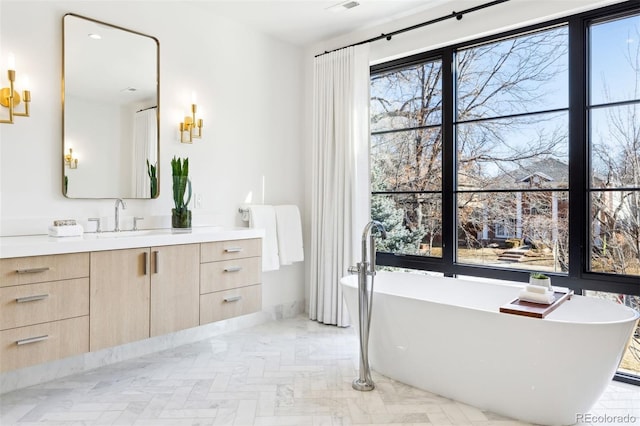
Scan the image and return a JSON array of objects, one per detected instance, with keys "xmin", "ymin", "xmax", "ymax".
[{"xmin": 349, "ymin": 220, "xmax": 386, "ymax": 391}]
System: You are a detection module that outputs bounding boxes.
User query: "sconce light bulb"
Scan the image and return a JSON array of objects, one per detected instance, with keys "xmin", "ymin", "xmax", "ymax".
[
  {"xmin": 22, "ymin": 75, "xmax": 30, "ymax": 91},
  {"xmin": 179, "ymin": 96, "xmax": 203, "ymax": 143},
  {"xmin": 191, "ymin": 91, "xmax": 197, "ymax": 104},
  {"xmin": 7, "ymin": 53, "xmax": 15, "ymax": 71}
]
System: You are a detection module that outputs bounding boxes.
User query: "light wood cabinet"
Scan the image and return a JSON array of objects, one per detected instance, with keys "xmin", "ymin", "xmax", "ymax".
[
  {"xmin": 200, "ymin": 238, "xmax": 262, "ymax": 325},
  {"xmin": 201, "ymin": 238, "xmax": 261, "ymax": 263},
  {"xmin": 1, "ymin": 237, "xmax": 261, "ymax": 372},
  {"xmin": 200, "ymin": 257, "xmax": 261, "ymax": 293},
  {"xmin": 199, "ymin": 285, "xmax": 262, "ymax": 324},
  {"xmin": 0, "ymin": 253, "xmax": 89, "ymax": 372},
  {"xmin": 0, "ymin": 253, "xmax": 89, "ymax": 288},
  {"xmin": 0, "ymin": 278, "xmax": 89, "ymax": 330},
  {"xmin": 90, "ymin": 248, "xmax": 150, "ymax": 352},
  {"xmin": 1, "ymin": 317, "xmax": 89, "ymax": 372},
  {"xmin": 150, "ymin": 244, "xmax": 200, "ymax": 337},
  {"xmin": 90, "ymin": 244, "xmax": 201, "ymax": 350}
]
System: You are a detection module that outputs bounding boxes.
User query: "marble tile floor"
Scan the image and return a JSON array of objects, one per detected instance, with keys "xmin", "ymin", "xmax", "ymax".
[{"xmin": 1, "ymin": 316, "xmax": 639, "ymax": 426}]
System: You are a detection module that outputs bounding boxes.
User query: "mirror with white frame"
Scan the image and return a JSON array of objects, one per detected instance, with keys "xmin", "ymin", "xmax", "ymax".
[{"xmin": 63, "ymin": 14, "xmax": 159, "ymax": 199}]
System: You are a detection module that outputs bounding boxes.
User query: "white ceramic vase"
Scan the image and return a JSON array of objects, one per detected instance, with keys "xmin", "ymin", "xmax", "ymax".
[{"xmin": 529, "ymin": 276, "xmax": 552, "ymax": 291}]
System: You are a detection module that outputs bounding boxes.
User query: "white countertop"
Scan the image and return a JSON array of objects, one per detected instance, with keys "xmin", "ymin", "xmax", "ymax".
[{"xmin": 0, "ymin": 226, "xmax": 264, "ymax": 258}]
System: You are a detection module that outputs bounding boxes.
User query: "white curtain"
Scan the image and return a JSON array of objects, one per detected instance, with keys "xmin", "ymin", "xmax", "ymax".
[
  {"xmin": 309, "ymin": 45, "xmax": 371, "ymax": 327},
  {"xmin": 133, "ymin": 108, "xmax": 157, "ymax": 198}
]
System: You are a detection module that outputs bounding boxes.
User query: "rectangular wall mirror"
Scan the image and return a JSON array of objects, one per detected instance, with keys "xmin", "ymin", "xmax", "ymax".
[{"xmin": 63, "ymin": 14, "xmax": 159, "ymax": 199}]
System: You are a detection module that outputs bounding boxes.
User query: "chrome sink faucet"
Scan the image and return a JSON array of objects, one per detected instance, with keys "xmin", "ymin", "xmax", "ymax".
[{"xmin": 114, "ymin": 198, "xmax": 126, "ymax": 232}]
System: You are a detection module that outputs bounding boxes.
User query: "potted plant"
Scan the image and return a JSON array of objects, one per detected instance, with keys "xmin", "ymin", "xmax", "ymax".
[
  {"xmin": 171, "ymin": 156, "xmax": 192, "ymax": 229},
  {"xmin": 529, "ymin": 272, "xmax": 551, "ymax": 290},
  {"xmin": 146, "ymin": 159, "xmax": 158, "ymax": 198}
]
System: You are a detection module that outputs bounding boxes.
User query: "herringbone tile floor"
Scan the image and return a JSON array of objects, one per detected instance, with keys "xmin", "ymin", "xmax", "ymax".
[{"xmin": 1, "ymin": 316, "xmax": 638, "ymax": 425}]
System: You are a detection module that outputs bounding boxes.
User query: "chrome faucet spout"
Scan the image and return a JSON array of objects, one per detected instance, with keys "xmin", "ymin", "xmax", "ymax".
[
  {"xmin": 360, "ymin": 220, "xmax": 386, "ymax": 275},
  {"xmin": 114, "ymin": 198, "xmax": 126, "ymax": 232}
]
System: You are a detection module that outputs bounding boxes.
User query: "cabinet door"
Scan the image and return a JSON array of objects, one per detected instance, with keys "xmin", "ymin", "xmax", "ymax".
[
  {"xmin": 90, "ymin": 248, "xmax": 150, "ymax": 351},
  {"xmin": 150, "ymin": 244, "xmax": 200, "ymax": 337}
]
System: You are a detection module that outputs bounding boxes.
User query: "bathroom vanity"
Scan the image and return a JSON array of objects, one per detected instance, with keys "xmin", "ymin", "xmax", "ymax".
[{"xmin": 0, "ymin": 227, "xmax": 262, "ymax": 372}]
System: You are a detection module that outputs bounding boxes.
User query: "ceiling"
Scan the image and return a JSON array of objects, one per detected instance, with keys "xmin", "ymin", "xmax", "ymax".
[
  {"xmin": 189, "ymin": 0, "xmax": 629, "ymax": 47},
  {"xmin": 190, "ymin": 0, "xmax": 448, "ymax": 46}
]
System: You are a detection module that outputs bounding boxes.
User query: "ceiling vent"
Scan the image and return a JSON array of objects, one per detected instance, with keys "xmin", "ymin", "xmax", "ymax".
[{"xmin": 326, "ymin": 1, "xmax": 360, "ymax": 13}]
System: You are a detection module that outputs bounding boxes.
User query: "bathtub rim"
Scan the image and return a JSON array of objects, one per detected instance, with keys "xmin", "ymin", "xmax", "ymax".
[{"xmin": 340, "ymin": 271, "xmax": 640, "ymax": 326}]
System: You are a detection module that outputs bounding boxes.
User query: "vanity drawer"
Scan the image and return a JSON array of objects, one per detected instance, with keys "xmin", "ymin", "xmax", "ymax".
[
  {"xmin": 199, "ymin": 285, "xmax": 261, "ymax": 324},
  {"xmin": 0, "ymin": 278, "xmax": 89, "ymax": 330},
  {"xmin": 0, "ymin": 253, "xmax": 89, "ymax": 287},
  {"xmin": 200, "ymin": 257, "xmax": 261, "ymax": 294},
  {"xmin": 0, "ymin": 316, "xmax": 89, "ymax": 372},
  {"xmin": 200, "ymin": 238, "xmax": 261, "ymax": 263}
]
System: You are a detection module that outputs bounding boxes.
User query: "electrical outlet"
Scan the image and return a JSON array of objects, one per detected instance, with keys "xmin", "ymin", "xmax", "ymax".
[{"xmin": 194, "ymin": 193, "xmax": 202, "ymax": 209}]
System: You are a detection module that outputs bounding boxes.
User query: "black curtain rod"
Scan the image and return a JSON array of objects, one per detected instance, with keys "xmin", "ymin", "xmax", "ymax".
[
  {"xmin": 315, "ymin": 0, "xmax": 510, "ymax": 58},
  {"xmin": 137, "ymin": 105, "xmax": 158, "ymax": 113}
]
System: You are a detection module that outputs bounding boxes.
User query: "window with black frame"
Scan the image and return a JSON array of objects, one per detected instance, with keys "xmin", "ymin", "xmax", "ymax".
[
  {"xmin": 370, "ymin": 4, "xmax": 640, "ymax": 382},
  {"xmin": 454, "ymin": 26, "xmax": 569, "ymax": 273},
  {"xmin": 587, "ymin": 12, "xmax": 640, "ymax": 380},
  {"xmin": 588, "ymin": 13, "xmax": 640, "ymax": 279},
  {"xmin": 371, "ymin": 58, "xmax": 444, "ymax": 257}
]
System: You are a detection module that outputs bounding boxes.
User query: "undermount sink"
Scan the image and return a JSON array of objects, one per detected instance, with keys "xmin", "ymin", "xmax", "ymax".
[
  {"xmin": 84, "ymin": 229, "xmax": 161, "ymax": 239},
  {"xmin": 82, "ymin": 226, "xmax": 224, "ymax": 240}
]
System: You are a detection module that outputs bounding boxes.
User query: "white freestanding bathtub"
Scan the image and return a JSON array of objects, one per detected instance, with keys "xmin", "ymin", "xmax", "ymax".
[{"xmin": 341, "ymin": 271, "xmax": 639, "ymax": 426}]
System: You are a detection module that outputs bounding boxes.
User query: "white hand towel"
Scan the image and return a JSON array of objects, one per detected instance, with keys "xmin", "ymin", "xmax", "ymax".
[
  {"xmin": 525, "ymin": 284, "xmax": 548, "ymax": 294},
  {"xmin": 48, "ymin": 224, "xmax": 84, "ymax": 237},
  {"xmin": 274, "ymin": 205, "xmax": 304, "ymax": 266},
  {"xmin": 248, "ymin": 205, "xmax": 280, "ymax": 271},
  {"xmin": 518, "ymin": 289, "xmax": 555, "ymax": 305}
]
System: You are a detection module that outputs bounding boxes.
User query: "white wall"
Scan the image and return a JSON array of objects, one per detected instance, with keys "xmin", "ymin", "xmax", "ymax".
[{"xmin": 0, "ymin": 1, "xmax": 306, "ymax": 315}]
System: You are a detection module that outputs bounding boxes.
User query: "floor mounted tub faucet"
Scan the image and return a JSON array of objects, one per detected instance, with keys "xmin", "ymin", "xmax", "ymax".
[{"xmin": 351, "ymin": 220, "xmax": 386, "ymax": 391}]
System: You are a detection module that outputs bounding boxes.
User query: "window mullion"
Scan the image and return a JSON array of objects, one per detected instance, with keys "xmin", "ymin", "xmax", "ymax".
[
  {"xmin": 567, "ymin": 16, "xmax": 588, "ymax": 283},
  {"xmin": 442, "ymin": 47, "xmax": 456, "ymax": 275}
]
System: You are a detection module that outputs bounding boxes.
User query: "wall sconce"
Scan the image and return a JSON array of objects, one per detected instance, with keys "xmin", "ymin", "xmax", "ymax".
[
  {"xmin": 1, "ymin": 53, "xmax": 31, "ymax": 125},
  {"xmin": 179, "ymin": 102, "xmax": 203, "ymax": 144},
  {"xmin": 64, "ymin": 148, "xmax": 78, "ymax": 169}
]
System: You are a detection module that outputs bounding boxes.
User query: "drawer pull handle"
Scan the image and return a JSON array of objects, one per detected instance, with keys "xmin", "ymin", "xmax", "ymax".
[
  {"xmin": 224, "ymin": 266, "xmax": 242, "ymax": 272},
  {"xmin": 224, "ymin": 295, "xmax": 242, "ymax": 303},
  {"xmin": 224, "ymin": 247, "xmax": 243, "ymax": 253},
  {"xmin": 16, "ymin": 294, "xmax": 49, "ymax": 303},
  {"xmin": 16, "ymin": 267, "xmax": 50, "ymax": 274},
  {"xmin": 153, "ymin": 250, "xmax": 159, "ymax": 274},
  {"xmin": 143, "ymin": 252, "xmax": 148, "ymax": 275},
  {"xmin": 16, "ymin": 335, "xmax": 49, "ymax": 345}
]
